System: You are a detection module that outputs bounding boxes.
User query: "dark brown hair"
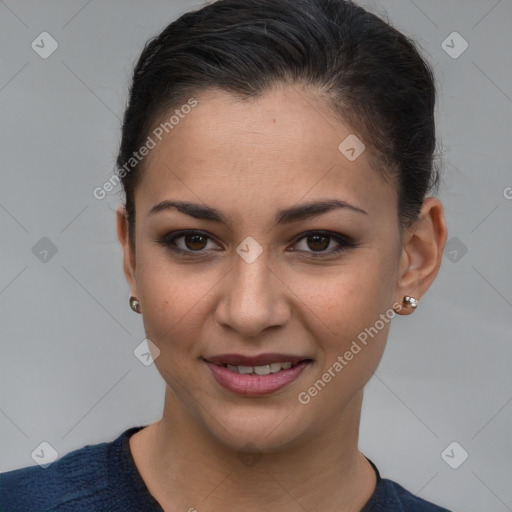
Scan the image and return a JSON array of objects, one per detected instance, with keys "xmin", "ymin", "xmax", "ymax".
[{"xmin": 116, "ymin": 0, "xmax": 440, "ymax": 247}]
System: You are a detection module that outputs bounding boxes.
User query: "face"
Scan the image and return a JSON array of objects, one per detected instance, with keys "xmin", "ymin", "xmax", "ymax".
[{"xmin": 121, "ymin": 85, "xmax": 407, "ymax": 452}]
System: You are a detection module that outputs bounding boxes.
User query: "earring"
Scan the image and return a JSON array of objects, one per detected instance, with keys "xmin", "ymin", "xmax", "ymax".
[
  {"xmin": 129, "ymin": 296, "xmax": 141, "ymax": 314},
  {"xmin": 403, "ymin": 296, "xmax": 419, "ymax": 309}
]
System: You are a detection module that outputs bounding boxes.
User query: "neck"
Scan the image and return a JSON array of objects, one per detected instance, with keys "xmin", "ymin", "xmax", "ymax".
[{"xmin": 130, "ymin": 388, "xmax": 376, "ymax": 512}]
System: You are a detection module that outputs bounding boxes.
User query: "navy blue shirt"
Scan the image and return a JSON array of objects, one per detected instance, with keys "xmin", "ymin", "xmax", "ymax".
[{"xmin": 0, "ymin": 426, "xmax": 451, "ymax": 511}]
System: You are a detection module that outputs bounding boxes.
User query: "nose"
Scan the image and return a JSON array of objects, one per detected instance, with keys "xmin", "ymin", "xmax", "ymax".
[{"xmin": 215, "ymin": 250, "xmax": 291, "ymax": 338}]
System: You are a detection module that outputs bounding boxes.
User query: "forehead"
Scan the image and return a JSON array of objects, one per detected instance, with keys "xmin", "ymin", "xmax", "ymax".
[{"xmin": 136, "ymin": 85, "xmax": 397, "ymax": 221}]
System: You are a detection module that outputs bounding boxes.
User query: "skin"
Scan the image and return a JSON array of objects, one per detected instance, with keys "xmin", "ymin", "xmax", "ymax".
[{"xmin": 116, "ymin": 84, "xmax": 447, "ymax": 512}]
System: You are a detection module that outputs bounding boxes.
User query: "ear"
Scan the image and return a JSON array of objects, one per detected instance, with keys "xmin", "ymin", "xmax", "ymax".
[
  {"xmin": 394, "ymin": 197, "xmax": 448, "ymax": 315},
  {"xmin": 116, "ymin": 205, "xmax": 138, "ymax": 296}
]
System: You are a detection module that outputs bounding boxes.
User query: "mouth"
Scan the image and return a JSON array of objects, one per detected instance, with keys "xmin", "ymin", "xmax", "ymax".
[{"xmin": 202, "ymin": 354, "xmax": 313, "ymax": 396}]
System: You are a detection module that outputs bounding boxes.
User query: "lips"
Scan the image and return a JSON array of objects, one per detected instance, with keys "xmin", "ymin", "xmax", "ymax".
[{"xmin": 203, "ymin": 353, "xmax": 312, "ymax": 396}]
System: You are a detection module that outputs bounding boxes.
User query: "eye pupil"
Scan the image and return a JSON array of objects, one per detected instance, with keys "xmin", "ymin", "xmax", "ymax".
[
  {"xmin": 308, "ymin": 234, "xmax": 329, "ymax": 251},
  {"xmin": 186, "ymin": 234, "xmax": 207, "ymax": 250}
]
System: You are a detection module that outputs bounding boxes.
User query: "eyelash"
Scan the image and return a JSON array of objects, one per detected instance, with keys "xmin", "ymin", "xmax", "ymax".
[{"xmin": 156, "ymin": 229, "xmax": 356, "ymax": 259}]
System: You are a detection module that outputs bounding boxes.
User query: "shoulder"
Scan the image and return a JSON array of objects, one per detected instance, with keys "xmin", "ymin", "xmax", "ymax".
[
  {"xmin": 364, "ymin": 477, "xmax": 452, "ymax": 512},
  {"xmin": 0, "ymin": 427, "xmax": 144, "ymax": 512},
  {"xmin": 0, "ymin": 442, "xmax": 109, "ymax": 511}
]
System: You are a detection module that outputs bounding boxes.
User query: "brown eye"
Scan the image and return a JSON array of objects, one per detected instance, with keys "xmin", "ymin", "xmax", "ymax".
[
  {"xmin": 156, "ymin": 230, "xmax": 221, "ymax": 255},
  {"xmin": 291, "ymin": 231, "xmax": 355, "ymax": 258},
  {"xmin": 184, "ymin": 233, "xmax": 208, "ymax": 250},
  {"xmin": 306, "ymin": 234, "xmax": 330, "ymax": 251}
]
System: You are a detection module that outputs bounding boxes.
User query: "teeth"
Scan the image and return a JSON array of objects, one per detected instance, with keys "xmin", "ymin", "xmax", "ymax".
[
  {"xmin": 254, "ymin": 364, "xmax": 270, "ymax": 375},
  {"xmin": 225, "ymin": 362, "xmax": 295, "ymax": 374}
]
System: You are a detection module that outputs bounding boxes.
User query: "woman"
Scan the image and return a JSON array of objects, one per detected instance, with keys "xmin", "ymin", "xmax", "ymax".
[{"xmin": 0, "ymin": 0, "xmax": 450, "ymax": 510}]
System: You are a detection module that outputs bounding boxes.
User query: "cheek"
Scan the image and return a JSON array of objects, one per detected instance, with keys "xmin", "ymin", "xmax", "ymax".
[
  {"xmin": 294, "ymin": 267, "xmax": 396, "ymax": 414},
  {"xmin": 134, "ymin": 247, "xmax": 212, "ymax": 354},
  {"xmin": 290, "ymin": 249, "xmax": 399, "ymax": 384},
  {"xmin": 137, "ymin": 267, "xmax": 213, "ymax": 393},
  {"xmin": 293, "ymin": 250, "xmax": 397, "ymax": 332}
]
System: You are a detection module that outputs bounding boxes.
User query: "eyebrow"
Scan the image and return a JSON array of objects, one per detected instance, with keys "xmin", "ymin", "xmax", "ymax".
[{"xmin": 147, "ymin": 199, "xmax": 368, "ymax": 226}]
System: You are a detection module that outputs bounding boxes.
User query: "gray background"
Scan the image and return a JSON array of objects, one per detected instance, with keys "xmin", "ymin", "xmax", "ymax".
[{"xmin": 1, "ymin": 1, "xmax": 511, "ymax": 510}]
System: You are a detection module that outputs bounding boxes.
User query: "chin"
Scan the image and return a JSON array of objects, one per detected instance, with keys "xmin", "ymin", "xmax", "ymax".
[{"xmin": 200, "ymin": 403, "xmax": 311, "ymax": 454}]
